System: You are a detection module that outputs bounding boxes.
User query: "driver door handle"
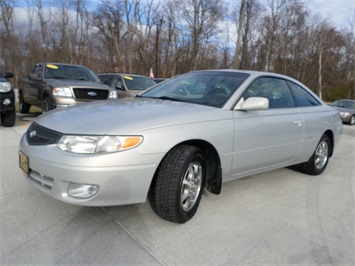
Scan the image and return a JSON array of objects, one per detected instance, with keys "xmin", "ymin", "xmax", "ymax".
[{"xmin": 294, "ymin": 120, "xmax": 303, "ymax": 127}]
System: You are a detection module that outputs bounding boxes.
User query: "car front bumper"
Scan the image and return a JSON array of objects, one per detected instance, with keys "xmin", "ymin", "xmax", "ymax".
[{"xmin": 19, "ymin": 134, "xmax": 161, "ymax": 206}]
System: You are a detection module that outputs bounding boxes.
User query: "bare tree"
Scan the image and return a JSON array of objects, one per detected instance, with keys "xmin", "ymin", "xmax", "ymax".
[
  {"xmin": 173, "ymin": 0, "xmax": 223, "ymax": 71},
  {"xmin": 92, "ymin": 0, "xmax": 126, "ymax": 72},
  {"xmin": 36, "ymin": 0, "xmax": 51, "ymax": 60},
  {"xmin": 0, "ymin": 0, "xmax": 18, "ymax": 74}
]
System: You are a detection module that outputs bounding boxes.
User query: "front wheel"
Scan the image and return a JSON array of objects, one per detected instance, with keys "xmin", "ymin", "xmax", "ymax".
[
  {"xmin": 1, "ymin": 109, "xmax": 16, "ymax": 127},
  {"xmin": 300, "ymin": 134, "xmax": 331, "ymax": 175},
  {"xmin": 149, "ymin": 145, "xmax": 205, "ymax": 223}
]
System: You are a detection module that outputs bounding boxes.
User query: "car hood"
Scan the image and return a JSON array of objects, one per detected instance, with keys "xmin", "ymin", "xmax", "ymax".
[
  {"xmin": 34, "ymin": 98, "xmax": 226, "ymax": 135},
  {"xmin": 46, "ymin": 79, "xmax": 109, "ymax": 89}
]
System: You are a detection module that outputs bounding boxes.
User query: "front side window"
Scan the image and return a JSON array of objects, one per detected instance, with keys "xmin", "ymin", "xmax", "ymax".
[
  {"xmin": 99, "ymin": 75, "xmax": 117, "ymax": 88},
  {"xmin": 287, "ymin": 82, "xmax": 320, "ymax": 107},
  {"xmin": 33, "ymin": 65, "xmax": 43, "ymax": 78},
  {"xmin": 241, "ymin": 77, "xmax": 293, "ymax": 108}
]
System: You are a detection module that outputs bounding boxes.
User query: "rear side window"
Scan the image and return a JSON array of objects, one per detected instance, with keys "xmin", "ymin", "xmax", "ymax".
[{"xmin": 287, "ymin": 82, "xmax": 320, "ymax": 107}]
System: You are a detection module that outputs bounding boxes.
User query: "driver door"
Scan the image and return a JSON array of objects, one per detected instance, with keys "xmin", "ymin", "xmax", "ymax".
[{"xmin": 230, "ymin": 77, "xmax": 304, "ymax": 179}]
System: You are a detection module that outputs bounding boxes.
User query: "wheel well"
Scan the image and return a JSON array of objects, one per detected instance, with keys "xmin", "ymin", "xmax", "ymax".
[
  {"xmin": 324, "ymin": 130, "xmax": 334, "ymax": 157},
  {"xmin": 149, "ymin": 140, "xmax": 222, "ymax": 196},
  {"xmin": 41, "ymin": 91, "xmax": 50, "ymax": 100}
]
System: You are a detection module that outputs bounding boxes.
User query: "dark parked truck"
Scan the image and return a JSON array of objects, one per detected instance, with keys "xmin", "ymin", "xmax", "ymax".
[
  {"xmin": 0, "ymin": 71, "xmax": 15, "ymax": 127},
  {"xmin": 18, "ymin": 63, "xmax": 117, "ymax": 113}
]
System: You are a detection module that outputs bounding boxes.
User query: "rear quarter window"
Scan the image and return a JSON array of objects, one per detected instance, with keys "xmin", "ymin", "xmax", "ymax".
[{"xmin": 287, "ymin": 81, "xmax": 321, "ymax": 107}]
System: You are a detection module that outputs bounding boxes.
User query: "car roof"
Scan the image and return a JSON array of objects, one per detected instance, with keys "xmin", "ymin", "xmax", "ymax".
[
  {"xmin": 98, "ymin": 73, "xmax": 149, "ymax": 78},
  {"xmin": 38, "ymin": 62, "xmax": 89, "ymax": 68}
]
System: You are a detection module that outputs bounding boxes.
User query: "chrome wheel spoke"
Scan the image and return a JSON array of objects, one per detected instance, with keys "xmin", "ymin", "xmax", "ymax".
[
  {"xmin": 315, "ymin": 141, "xmax": 328, "ymax": 169},
  {"xmin": 181, "ymin": 161, "xmax": 202, "ymax": 212}
]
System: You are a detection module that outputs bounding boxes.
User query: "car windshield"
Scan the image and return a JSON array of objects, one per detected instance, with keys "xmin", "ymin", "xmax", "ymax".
[
  {"xmin": 140, "ymin": 71, "xmax": 249, "ymax": 108},
  {"xmin": 332, "ymin": 100, "xmax": 355, "ymax": 109},
  {"xmin": 123, "ymin": 75, "xmax": 156, "ymax": 90},
  {"xmin": 44, "ymin": 64, "xmax": 100, "ymax": 82}
]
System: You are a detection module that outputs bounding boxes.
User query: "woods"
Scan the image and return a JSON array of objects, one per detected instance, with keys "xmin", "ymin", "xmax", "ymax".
[{"xmin": 0, "ymin": 0, "xmax": 354, "ymax": 101}]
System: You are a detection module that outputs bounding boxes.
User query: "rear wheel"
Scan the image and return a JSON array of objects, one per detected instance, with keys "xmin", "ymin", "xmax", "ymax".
[
  {"xmin": 300, "ymin": 134, "xmax": 331, "ymax": 175},
  {"xmin": 1, "ymin": 108, "xmax": 16, "ymax": 127},
  {"xmin": 149, "ymin": 145, "xmax": 205, "ymax": 223},
  {"xmin": 18, "ymin": 91, "xmax": 31, "ymax": 114},
  {"xmin": 42, "ymin": 97, "xmax": 52, "ymax": 113}
]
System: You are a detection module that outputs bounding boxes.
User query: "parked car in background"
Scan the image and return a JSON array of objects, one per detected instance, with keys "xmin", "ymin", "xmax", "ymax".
[
  {"xmin": 18, "ymin": 63, "xmax": 117, "ymax": 113},
  {"xmin": 331, "ymin": 99, "xmax": 355, "ymax": 125},
  {"xmin": 98, "ymin": 73, "xmax": 156, "ymax": 98},
  {"xmin": 0, "ymin": 70, "xmax": 15, "ymax": 127},
  {"xmin": 19, "ymin": 70, "xmax": 343, "ymax": 224}
]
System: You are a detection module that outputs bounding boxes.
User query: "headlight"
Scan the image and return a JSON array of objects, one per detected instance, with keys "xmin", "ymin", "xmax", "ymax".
[
  {"xmin": 53, "ymin": 87, "xmax": 72, "ymax": 97},
  {"xmin": 339, "ymin": 111, "xmax": 350, "ymax": 117},
  {"xmin": 57, "ymin": 135, "xmax": 143, "ymax": 153},
  {"xmin": 0, "ymin": 82, "xmax": 11, "ymax": 92},
  {"xmin": 109, "ymin": 90, "xmax": 118, "ymax": 98}
]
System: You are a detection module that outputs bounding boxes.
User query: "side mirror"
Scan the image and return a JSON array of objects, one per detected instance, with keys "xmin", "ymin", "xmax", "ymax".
[
  {"xmin": 29, "ymin": 73, "xmax": 41, "ymax": 81},
  {"xmin": 235, "ymin": 97, "xmax": 269, "ymax": 111},
  {"xmin": 4, "ymin": 72, "xmax": 14, "ymax": 79}
]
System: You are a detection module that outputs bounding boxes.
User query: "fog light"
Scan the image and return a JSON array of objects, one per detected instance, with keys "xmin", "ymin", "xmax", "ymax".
[
  {"xmin": 67, "ymin": 183, "xmax": 99, "ymax": 199},
  {"xmin": 3, "ymin": 98, "xmax": 11, "ymax": 105}
]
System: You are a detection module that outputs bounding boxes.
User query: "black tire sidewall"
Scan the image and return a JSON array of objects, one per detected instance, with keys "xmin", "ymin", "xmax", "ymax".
[{"xmin": 1, "ymin": 108, "xmax": 16, "ymax": 127}]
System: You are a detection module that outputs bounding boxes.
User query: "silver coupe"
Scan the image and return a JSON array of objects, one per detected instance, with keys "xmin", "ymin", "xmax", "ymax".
[{"xmin": 19, "ymin": 70, "xmax": 343, "ymax": 223}]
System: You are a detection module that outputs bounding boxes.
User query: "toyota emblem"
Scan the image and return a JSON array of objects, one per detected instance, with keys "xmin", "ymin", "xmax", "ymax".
[{"xmin": 30, "ymin": 130, "xmax": 37, "ymax": 138}]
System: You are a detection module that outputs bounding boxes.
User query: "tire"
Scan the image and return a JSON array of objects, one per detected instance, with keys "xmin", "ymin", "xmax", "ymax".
[
  {"xmin": 42, "ymin": 97, "xmax": 52, "ymax": 113},
  {"xmin": 299, "ymin": 134, "xmax": 331, "ymax": 175},
  {"xmin": 18, "ymin": 91, "xmax": 31, "ymax": 114},
  {"xmin": 149, "ymin": 145, "xmax": 205, "ymax": 223},
  {"xmin": 1, "ymin": 108, "xmax": 16, "ymax": 127},
  {"xmin": 349, "ymin": 115, "xmax": 355, "ymax": 126}
]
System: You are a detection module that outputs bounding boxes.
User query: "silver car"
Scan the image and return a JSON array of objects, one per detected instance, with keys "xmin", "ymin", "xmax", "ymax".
[
  {"xmin": 331, "ymin": 99, "xmax": 355, "ymax": 125},
  {"xmin": 19, "ymin": 70, "xmax": 343, "ymax": 223}
]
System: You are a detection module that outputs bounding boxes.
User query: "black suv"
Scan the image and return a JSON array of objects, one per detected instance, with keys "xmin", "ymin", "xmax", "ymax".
[{"xmin": 0, "ymin": 71, "xmax": 15, "ymax": 127}]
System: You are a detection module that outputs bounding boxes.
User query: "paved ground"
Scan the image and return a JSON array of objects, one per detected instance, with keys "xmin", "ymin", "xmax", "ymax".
[{"xmin": 0, "ymin": 113, "xmax": 354, "ymax": 265}]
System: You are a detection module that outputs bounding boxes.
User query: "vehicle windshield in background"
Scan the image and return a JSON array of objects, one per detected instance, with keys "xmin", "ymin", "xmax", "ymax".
[
  {"xmin": 332, "ymin": 100, "xmax": 355, "ymax": 109},
  {"xmin": 44, "ymin": 64, "xmax": 101, "ymax": 82},
  {"xmin": 123, "ymin": 75, "xmax": 156, "ymax": 90},
  {"xmin": 141, "ymin": 71, "xmax": 250, "ymax": 108}
]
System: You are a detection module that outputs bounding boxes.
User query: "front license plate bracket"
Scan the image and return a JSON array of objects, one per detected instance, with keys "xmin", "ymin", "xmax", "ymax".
[{"xmin": 19, "ymin": 150, "xmax": 29, "ymax": 176}]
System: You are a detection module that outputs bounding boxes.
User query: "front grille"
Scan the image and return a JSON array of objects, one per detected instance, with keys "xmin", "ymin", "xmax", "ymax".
[
  {"xmin": 73, "ymin": 88, "xmax": 109, "ymax": 100},
  {"xmin": 26, "ymin": 122, "xmax": 63, "ymax": 145}
]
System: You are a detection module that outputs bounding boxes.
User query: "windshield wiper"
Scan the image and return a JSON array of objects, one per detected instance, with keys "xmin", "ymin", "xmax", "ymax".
[{"xmin": 158, "ymin": 96, "xmax": 181, "ymax": 102}]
